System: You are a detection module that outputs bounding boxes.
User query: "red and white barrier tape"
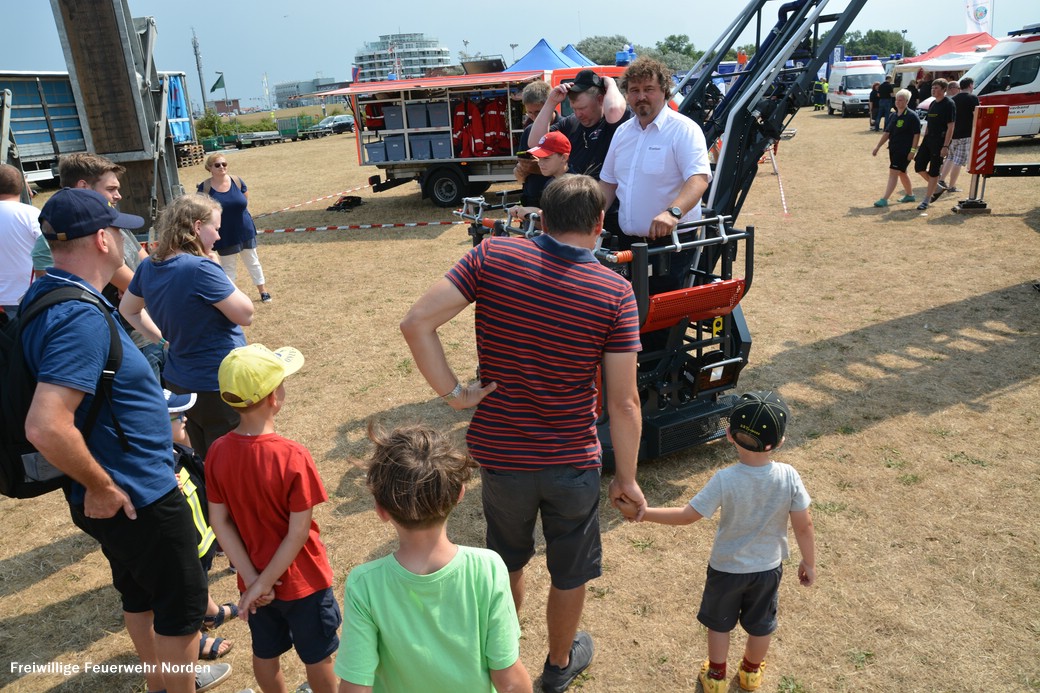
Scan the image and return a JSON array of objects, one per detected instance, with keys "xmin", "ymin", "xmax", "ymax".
[
  {"xmin": 253, "ymin": 182, "xmax": 375, "ymax": 219},
  {"xmin": 259, "ymin": 221, "xmax": 460, "ymax": 234}
]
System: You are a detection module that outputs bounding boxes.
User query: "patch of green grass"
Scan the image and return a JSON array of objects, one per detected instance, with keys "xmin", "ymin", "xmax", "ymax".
[
  {"xmin": 931, "ymin": 427, "xmax": 952, "ymax": 438},
  {"xmin": 813, "ymin": 501, "xmax": 848, "ymax": 515},
  {"xmin": 884, "ymin": 456, "xmax": 905, "ymax": 469},
  {"xmin": 804, "ymin": 431, "xmax": 822, "ymax": 440},
  {"xmin": 948, "ymin": 452, "xmax": 988, "ymax": 468},
  {"xmin": 836, "ymin": 479, "xmax": 853, "ymax": 491},
  {"xmin": 395, "ymin": 357, "xmax": 413, "ymax": 375},
  {"xmin": 777, "ymin": 676, "xmax": 809, "ymax": 693},
  {"xmin": 898, "ymin": 473, "xmax": 922, "ymax": 486},
  {"xmin": 837, "ymin": 424, "xmax": 856, "ymax": 435},
  {"xmin": 588, "ymin": 585, "xmax": 611, "ymax": 599},
  {"xmin": 848, "ymin": 649, "xmax": 875, "ymax": 670},
  {"xmin": 629, "ymin": 537, "xmax": 655, "ymax": 551}
]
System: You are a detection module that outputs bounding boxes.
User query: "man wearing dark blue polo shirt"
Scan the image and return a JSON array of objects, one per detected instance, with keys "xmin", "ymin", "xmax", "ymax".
[{"xmin": 23, "ymin": 188, "xmax": 226, "ymax": 693}]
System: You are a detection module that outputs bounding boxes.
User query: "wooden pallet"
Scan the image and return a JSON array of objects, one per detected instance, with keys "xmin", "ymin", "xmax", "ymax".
[{"xmin": 175, "ymin": 142, "xmax": 205, "ymax": 168}]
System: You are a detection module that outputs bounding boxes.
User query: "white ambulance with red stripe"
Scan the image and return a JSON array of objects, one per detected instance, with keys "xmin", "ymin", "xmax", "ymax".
[{"xmin": 963, "ymin": 23, "xmax": 1040, "ymax": 137}]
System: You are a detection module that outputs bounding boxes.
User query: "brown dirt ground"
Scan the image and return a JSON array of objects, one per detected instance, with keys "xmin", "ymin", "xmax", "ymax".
[{"xmin": 3, "ymin": 111, "xmax": 1040, "ymax": 693}]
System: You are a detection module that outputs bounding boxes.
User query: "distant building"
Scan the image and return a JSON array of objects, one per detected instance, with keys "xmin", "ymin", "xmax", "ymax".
[
  {"xmin": 274, "ymin": 77, "xmax": 337, "ymax": 108},
  {"xmin": 206, "ymin": 98, "xmax": 242, "ymax": 115},
  {"xmin": 354, "ymin": 33, "xmax": 452, "ymax": 82}
]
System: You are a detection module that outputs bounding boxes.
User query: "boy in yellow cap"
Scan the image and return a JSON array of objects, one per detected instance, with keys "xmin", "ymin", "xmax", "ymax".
[{"xmin": 206, "ymin": 344, "xmax": 340, "ymax": 693}]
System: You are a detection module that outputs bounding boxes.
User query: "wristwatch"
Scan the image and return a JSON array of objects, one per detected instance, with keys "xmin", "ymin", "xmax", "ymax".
[{"xmin": 666, "ymin": 206, "xmax": 683, "ymax": 219}]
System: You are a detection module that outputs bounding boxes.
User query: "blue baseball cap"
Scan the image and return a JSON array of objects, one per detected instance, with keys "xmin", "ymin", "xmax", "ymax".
[{"xmin": 40, "ymin": 187, "xmax": 144, "ymax": 241}]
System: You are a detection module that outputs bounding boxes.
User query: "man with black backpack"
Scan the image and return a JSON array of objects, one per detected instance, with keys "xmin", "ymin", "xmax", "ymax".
[{"xmin": 19, "ymin": 188, "xmax": 229, "ymax": 693}]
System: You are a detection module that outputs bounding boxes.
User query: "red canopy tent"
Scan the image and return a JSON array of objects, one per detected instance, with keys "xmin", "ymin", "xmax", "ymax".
[{"xmin": 903, "ymin": 32, "xmax": 997, "ymax": 63}]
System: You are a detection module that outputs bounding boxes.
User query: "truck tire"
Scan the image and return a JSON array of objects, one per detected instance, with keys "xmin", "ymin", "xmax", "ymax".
[
  {"xmin": 827, "ymin": 102, "xmax": 834, "ymax": 115},
  {"xmin": 467, "ymin": 182, "xmax": 491, "ymax": 196},
  {"xmin": 425, "ymin": 168, "xmax": 465, "ymax": 207},
  {"xmin": 840, "ymin": 103, "xmax": 849, "ymax": 118}
]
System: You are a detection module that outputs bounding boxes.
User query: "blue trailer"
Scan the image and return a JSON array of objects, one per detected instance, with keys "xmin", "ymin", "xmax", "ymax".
[{"xmin": 0, "ymin": 69, "xmax": 195, "ymax": 183}]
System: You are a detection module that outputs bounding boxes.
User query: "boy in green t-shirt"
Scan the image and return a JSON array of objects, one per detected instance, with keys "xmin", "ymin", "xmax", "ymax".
[{"xmin": 335, "ymin": 424, "xmax": 531, "ymax": 693}]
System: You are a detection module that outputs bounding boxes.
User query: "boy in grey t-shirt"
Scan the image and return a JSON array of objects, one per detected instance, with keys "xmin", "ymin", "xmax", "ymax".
[{"xmin": 616, "ymin": 391, "xmax": 815, "ymax": 693}]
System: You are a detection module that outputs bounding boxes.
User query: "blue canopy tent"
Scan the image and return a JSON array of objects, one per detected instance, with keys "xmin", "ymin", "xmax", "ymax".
[
  {"xmin": 506, "ymin": 39, "xmax": 582, "ymax": 72},
  {"xmin": 561, "ymin": 44, "xmax": 596, "ymax": 66}
]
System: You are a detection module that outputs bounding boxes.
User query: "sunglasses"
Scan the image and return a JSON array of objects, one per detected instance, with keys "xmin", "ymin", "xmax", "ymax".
[{"xmin": 212, "ymin": 162, "xmax": 229, "ymax": 168}]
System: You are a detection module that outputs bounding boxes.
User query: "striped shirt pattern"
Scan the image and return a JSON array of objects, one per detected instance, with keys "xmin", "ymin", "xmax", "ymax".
[{"xmin": 447, "ymin": 233, "xmax": 641, "ymax": 470}]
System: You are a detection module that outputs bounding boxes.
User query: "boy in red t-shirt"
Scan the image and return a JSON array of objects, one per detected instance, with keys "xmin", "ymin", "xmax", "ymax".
[{"xmin": 207, "ymin": 344, "xmax": 340, "ymax": 693}]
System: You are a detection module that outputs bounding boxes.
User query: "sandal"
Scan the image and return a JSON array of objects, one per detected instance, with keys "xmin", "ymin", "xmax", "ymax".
[
  {"xmin": 198, "ymin": 634, "xmax": 233, "ymax": 660},
  {"xmin": 202, "ymin": 602, "xmax": 238, "ymax": 631}
]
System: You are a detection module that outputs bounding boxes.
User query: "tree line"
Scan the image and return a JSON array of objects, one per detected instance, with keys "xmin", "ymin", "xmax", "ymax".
[{"xmin": 573, "ymin": 29, "xmax": 918, "ymax": 72}]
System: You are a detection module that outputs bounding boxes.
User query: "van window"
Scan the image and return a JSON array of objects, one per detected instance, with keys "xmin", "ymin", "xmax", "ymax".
[
  {"xmin": 979, "ymin": 54, "xmax": 1040, "ymax": 95},
  {"xmin": 965, "ymin": 55, "xmax": 1007, "ymax": 92},
  {"xmin": 845, "ymin": 73, "xmax": 884, "ymax": 90}
]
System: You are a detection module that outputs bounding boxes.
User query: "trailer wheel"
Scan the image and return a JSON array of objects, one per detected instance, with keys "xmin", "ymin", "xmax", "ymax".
[{"xmin": 426, "ymin": 169, "xmax": 465, "ymax": 207}]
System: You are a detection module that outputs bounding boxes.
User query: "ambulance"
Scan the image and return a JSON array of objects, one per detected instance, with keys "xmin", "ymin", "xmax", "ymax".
[
  {"xmin": 962, "ymin": 23, "xmax": 1040, "ymax": 137},
  {"xmin": 826, "ymin": 57, "xmax": 886, "ymax": 117}
]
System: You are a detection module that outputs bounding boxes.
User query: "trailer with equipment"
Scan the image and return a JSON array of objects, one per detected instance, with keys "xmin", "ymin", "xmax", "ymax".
[{"xmin": 324, "ymin": 67, "xmax": 623, "ymax": 207}]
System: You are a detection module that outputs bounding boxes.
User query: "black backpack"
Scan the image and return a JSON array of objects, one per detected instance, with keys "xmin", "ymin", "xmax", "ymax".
[{"xmin": 0, "ymin": 286, "xmax": 127, "ymax": 499}]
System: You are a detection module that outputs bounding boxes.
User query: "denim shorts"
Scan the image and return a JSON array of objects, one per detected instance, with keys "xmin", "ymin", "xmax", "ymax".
[
  {"xmin": 480, "ymin": 465, "xmax": 602, "ymax": 590},
  {"xmin": 696, "ymin": 564, "xmax": 782, "ymax": 637},
  {"xmin": 248, "ymin": 586, "xmax": 341, "ymax": 663}
]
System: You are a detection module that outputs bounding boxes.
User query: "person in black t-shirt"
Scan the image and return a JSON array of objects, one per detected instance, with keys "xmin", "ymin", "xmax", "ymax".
[
  {"xmin": 877, "ymin": 76, "xmax": 895, "ymax": 130},
  {"xmin": 913, "ymin": 79, "xmax": 956, "ymax": 210},
  {"xmin": 528, "ymin": 69, "xmax": 632, "ymax": 181},
  {"xmin": 938, "ymin": 77, "xmax": 980, "ymax": 193},
  {"xmin": 529, "ymin": 70, "xmax": 633, "ymax": 233},
  {"xmin": 869, "ymin": 82, "xmax": 881, "ymax": 131},
  {"xmin": 872, "ymin": 89, "xmax": 922, "ymax": 207}
]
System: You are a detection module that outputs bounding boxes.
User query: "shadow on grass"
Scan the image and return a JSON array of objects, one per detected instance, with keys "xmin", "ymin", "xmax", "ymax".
[
  {"xmin": 0, "ymin": 586, "xmax": 122, "ymax": 689},
  {"xmin": 0, "ymin": 533, "xmax": 97, "ymax": 599},
  {"xmin": 753, "ymin": 281, "xmax": 1040, "ymax": 444}
]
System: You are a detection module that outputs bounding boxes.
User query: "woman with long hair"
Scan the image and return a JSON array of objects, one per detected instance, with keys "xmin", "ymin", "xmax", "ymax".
[{"xmin": 121, "ymin": 193, "xmax": 254, "ymax": 459}]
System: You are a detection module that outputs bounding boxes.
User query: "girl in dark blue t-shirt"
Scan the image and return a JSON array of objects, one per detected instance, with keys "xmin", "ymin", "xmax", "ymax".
[{"xmin": 121, "ymin": 193, "xmax": 255, "ymax": 459}]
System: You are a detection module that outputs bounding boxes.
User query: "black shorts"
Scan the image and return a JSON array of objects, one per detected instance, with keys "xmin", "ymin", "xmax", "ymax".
[
  {"xmin": 480, "ymin": 465, "xmax": 602, "ymax": 590},
  {"xmin": 914, "ymin": 139, "xmax": 944, "ymax": 178},
  {"xmin": 888, "ymin": 149, "xmax": 912, "ymax": 173},
  {"xmin": 696, "ymin": 564, "xmax": 782, "ymax": 637},
  {"xmin": 69, "ymin": 486, "xmax": 208, "ymax": 636},
  {"xmin": 248, "ymin": 587, "xmax": 341, "ymax": 664}
]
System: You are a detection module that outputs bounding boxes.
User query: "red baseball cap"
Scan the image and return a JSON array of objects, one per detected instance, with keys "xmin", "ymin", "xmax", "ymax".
[{"xmin": 527, "ymin": 131, "xmax": 571, "ymax": 158}]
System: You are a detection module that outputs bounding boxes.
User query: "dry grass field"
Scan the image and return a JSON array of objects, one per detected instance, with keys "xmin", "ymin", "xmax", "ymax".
[{"xmin": 2, "ymin": 111, "xmax": 1039, "ymax": 693}]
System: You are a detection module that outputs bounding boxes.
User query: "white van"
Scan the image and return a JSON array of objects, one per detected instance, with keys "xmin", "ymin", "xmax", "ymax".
[
  {"xmin": 827, "ymin": 58, "xmax": 886, "ymax": 117},
  {"xmin": 961, "ymin": 23, "xmax": 1040, "ymax": 137}
]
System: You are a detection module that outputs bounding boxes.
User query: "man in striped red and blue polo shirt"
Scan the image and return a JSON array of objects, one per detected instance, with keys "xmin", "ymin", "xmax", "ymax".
[{"xmin": 402, "ymin": 174, "xmax": 645, "ymax": 693}]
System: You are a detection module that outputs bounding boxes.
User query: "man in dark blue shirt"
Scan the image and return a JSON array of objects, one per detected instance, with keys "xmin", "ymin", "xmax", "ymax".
[{"xmin": 23, "ymin": 189, "xmax": 222, "ymax": 693}]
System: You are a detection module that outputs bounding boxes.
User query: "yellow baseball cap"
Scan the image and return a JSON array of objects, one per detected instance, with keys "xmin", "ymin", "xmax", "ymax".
[{"xmin": 218, "ymin": 344, "xmax": 304, "ymax": 408}]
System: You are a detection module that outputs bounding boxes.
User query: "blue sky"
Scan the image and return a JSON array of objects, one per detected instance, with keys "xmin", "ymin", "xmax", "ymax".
[{"xmin": 4, "ymin": 0, "xmax": 1033, "ymax": 108}]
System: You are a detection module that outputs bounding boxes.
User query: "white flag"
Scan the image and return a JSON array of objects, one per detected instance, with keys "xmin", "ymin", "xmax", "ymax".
[{"xmin": 966, "ymin": 0, "xmax": 993, "ymax": 34}]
